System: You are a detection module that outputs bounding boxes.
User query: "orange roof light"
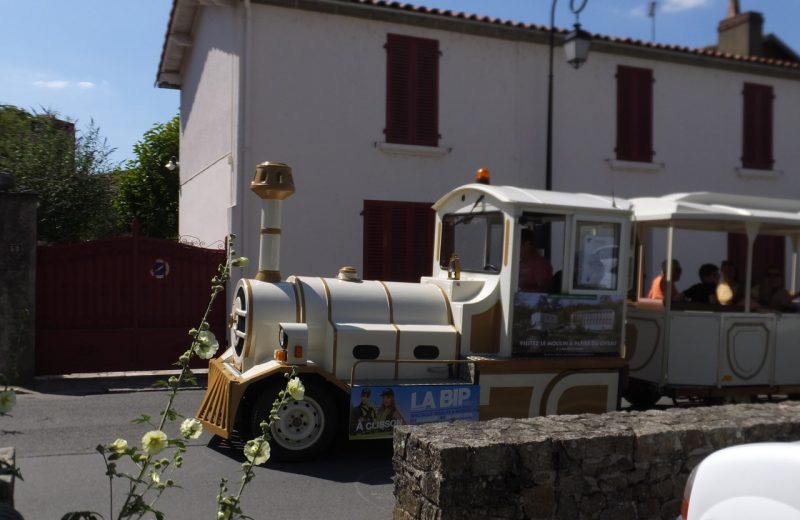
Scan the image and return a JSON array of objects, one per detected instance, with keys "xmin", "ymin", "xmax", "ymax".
[{"xmin": 475, "ymin": 168, "xmax": 491, "ymax": 185}]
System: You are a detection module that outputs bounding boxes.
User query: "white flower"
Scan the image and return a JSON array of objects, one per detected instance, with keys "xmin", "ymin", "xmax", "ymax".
[
  {"xmin": 194, "ymin": 330, "xmax": 219, "ymax": 360},
  {"xmin": 0, "ymin": 390, "xmax": 16, "ymax": 414},
  {"xmin": 109, "ymin": 438, "xmax": 128, "ymax": 454},
  {"xmin": 142, "ymin": 430, "xmax": 168, "ymax": 456},
  {"xmin": 243, "ymin": 439, "xmax": 270, "ymax": 465},
  {"xmin": 286, "ymin": 377, "xmax": 305, "ymax": 401},
  {"xmin": 150, "ymin": 471, "xmax": 161, "ymax": 485},
  {"xmin": 180, "ymin": 418, "xmax": 203, "ymax": 440}
]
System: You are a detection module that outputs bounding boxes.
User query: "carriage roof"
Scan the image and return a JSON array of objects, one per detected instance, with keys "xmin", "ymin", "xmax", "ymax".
[{"xmin": 630, "ymin": 192, "xmax": 800, "ymax": 235}]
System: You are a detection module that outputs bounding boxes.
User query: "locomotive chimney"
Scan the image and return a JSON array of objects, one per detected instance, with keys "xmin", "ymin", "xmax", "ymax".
[{"xmin": 250, "ymin": 162, "xmax": 295, "ymax": 282}]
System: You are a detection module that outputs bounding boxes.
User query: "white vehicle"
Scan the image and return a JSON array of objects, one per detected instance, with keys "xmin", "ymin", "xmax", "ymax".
[
  {"xmin": 196, "ymin": 162, "xmax": 630, "ymax": 460},
  {"xmin": 625, "ymin": 193, "xmax": 800, "ymax": 407},
  {"xmin": 679, "ymin": 442, "xmax": 800, "ymax": 520}
]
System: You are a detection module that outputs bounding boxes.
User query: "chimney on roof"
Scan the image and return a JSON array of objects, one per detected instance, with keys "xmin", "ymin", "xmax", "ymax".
[{"xmin": 717, "ymin": 0, "xmax": 763, "ymax": 57}]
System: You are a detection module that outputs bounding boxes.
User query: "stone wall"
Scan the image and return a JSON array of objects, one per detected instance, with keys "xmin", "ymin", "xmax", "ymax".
[
  {"xmin": 393, "ymin": 401, "xmax": 800, "ymax": 520},
  {"xmin": 0, "ymin": 192, "xmax": 37, "ymax": 383}
]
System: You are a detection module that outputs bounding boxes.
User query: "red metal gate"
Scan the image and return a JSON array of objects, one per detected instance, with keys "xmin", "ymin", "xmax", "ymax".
[{"xmin": 35, "ymin": 234, "xmax": 227, "ymax": 375}]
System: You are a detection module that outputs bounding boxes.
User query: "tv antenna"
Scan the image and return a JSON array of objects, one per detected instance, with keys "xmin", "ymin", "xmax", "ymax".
[{"xmin": 648, "ymin": 1, "xmax": 657, "ymax": 42}]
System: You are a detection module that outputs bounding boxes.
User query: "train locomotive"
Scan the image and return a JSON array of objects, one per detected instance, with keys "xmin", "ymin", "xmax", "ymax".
[{"xmin": 197, "ymin": 161, "xmax": 631, "ymax": 460}]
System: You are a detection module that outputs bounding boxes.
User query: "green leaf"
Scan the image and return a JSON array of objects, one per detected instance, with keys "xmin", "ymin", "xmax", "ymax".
[{"xmin": 131, "ymin": 414, "xmax": 152, "ymax": 425}]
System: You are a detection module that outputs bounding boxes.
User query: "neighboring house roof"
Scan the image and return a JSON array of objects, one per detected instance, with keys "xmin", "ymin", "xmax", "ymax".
[{"xmin": 157, "ymin": 0, "xmax": 800, "ymax": 89}]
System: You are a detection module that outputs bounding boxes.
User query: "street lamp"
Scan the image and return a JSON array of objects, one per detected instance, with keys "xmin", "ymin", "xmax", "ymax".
[
  {"xmin": 165, "ymin": 156, "xmax": 179, "ymax": 171},
  {"xmin": 545, "ymin": 0, "xmax": 591, "ymax": 191}
]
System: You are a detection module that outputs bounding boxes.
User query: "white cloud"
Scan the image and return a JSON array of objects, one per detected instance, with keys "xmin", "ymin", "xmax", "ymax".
[
  {"xmin": 32, "ymin": 79, "xmax": 98, "ymax": 90},
  {"xmin": 626, "ymin": 0, "xmax": 711, "ymax": 17},
  {"xmin": 33, "ymin": 80, "xmax": 69, "ymax": 89},
  {"xmin": 661, "ymin": 0, "xmax": 712, "ymax": 13}
]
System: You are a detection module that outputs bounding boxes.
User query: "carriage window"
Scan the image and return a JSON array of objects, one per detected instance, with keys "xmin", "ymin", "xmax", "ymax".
[
  {"xmin": 573, "ymin": 221, "xmax": 621, "ymax": 291},
  {"xmin": 440, "ymin": 212, "xmax": 503, "ymax": 273}
]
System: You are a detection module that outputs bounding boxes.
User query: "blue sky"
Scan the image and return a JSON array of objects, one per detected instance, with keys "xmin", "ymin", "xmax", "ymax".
[{"xmin": 2, "ymin": 0, "xmax": 797, "ymax": 165}]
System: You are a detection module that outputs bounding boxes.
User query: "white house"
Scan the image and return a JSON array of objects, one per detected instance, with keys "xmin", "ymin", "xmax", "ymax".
[{"xmin": 157, "ymin": 0, "xmax": 800, "ymax": 290}]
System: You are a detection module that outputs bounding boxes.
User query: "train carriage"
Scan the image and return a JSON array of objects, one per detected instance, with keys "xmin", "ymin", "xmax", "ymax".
[{"xmin": 625, "ymin": 192, "xmax": 800, "ymax": 407}]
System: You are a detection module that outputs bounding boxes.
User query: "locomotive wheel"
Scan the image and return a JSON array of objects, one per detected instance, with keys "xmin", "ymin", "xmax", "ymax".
[{"xmin": 250, "ymin": 380, "xmax": 338, "ymax": 462}]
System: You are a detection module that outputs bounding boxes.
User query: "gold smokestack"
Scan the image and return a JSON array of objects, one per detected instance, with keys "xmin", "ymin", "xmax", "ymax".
[{"xmin": 250, "ymin": 162, "xmax": 295, "ymax": 282}]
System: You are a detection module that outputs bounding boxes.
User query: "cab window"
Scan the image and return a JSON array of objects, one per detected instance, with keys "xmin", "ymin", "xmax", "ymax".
[
  {"xmin": 573, "ymin": 221, "xmax": 621, "ymax": 291},
  {"xmin": 440, "ymin": 212, "xmax": 503, "ymax": 273}
]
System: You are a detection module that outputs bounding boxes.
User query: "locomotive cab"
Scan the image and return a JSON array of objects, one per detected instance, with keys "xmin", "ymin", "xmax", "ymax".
[{"xmin": 197, "ymin": 163, "xmax": 633, "ymax": 460}]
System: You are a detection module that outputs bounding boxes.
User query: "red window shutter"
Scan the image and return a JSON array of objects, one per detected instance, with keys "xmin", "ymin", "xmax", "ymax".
[
  {"xmin": 363, "ymin": 200, "xmax": 435, "ymax": 282},
  {"xmin": 616, "ymin": 66, "xmax": 653, "ymax": 163},
  {"xmin": 727, "ymin": 233, "xmax": 785, "ymax": 282},
  {"xmin": 385, "ymin": 34, "xmax": 439, "ymax": 147},
  {"xmin": 742, "ymin": 83, "xmax": 774, "ymax": 170},
  {"xmin": 413, "ymin": 38, "xmax": 439, "ymax": 147},
  {"xmin": 386, "ymin": 35, "xmax": 412, "ymax": 144}
]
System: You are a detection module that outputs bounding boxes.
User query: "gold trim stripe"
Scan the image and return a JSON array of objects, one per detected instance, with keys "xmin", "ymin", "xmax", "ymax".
[
  {"xmin": 291, "ymin": 279, "xmax": 301, "ymax": 323},
  {"xmin": 260, "ymin": 227, "xmax": 281, "ymax": 234},
  {"xmin": 242, "ymin": 280, "xmax": 255, "ymax": 359},
  {"xmin": 296, "ymin": 277, "xmax": 307, "ymax": 323},
  {"xmin": 379, "ymin": 281, "xmax": 401, "ymax": 379},
  {"xmin": 320, "ymin": 278, "xmax": 337, "ymax": 376},
  {"xmin": 255, "ymin": 270, "xmax": 281, "ymax": 282},
  {"xmin": 538, "ymin": 369, "xmax": 618, "ymax": 416},
  {"xmin": 431, "ymin": 284, "xmax": 454, "ymax": 326}
]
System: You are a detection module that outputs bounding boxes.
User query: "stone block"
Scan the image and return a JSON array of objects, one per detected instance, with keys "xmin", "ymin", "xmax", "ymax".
[{"xmin": 521, "ymin": 486, "xmax": 556, "ymax": 519}]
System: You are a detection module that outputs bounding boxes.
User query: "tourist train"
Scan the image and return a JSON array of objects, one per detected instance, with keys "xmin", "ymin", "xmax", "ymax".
[{"xmin": 197, "ymin": 162, "xmax": 800, "ymax": 459}]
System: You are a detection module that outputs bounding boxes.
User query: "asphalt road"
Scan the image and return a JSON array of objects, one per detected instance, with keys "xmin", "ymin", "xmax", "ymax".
[{"xmin": 4, "ymin": 377, "xmax": 395, "ymax": 520}]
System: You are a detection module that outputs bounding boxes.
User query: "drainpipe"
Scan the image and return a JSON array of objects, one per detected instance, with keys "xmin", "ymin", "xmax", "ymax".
[{"xmin": 235, "ymin": 0, "xmax": 252, "ymax": 272}]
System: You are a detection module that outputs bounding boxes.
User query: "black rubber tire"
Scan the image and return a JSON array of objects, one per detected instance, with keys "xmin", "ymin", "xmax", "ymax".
[
  {"xmin": 250, "ymin": 379, "xmax": 338, "ymax": 462},
  {"xmin": 623, "ymin": 381, "xmax": 661, "ymax": 410}
]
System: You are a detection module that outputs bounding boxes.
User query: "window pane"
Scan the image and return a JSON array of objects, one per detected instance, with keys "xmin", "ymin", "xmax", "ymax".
[
  {"xmin": 573, "ymin": 221, "xmax": 621, "ymax": 291},
  {"xmin": 440, "ymin": 213, "xmax": 503, "ymax": 273}
]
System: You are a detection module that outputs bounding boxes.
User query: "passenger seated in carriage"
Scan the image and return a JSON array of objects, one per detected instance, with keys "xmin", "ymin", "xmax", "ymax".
[
  {"xmin": 716, "ymin": 260, "xmax": 741, "ymax": 306},
  {"xmin": 647, "ymin": 259, "xmax": 684, "ymax": 302},
  {"xmin": 684, "ymin": 263, "xmax": 720, "ymax": 304},
  {"xmin": 752, "ymin": 267, "xmax": 795, "ymax": 312}
]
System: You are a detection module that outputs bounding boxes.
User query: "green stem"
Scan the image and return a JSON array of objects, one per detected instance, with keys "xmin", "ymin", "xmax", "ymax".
[
  {"xmin": 117, "ymin": 237, "xmax": 235, "ymax": 519},
  {"xmin": 117, "ymin": 457, "xmax": 150, "ymax": 520}
]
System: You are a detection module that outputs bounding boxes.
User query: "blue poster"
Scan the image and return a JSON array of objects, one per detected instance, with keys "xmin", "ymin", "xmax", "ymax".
[{"xmin": 348, "ymin": 384, "xmax": 480, "ymax": 440}]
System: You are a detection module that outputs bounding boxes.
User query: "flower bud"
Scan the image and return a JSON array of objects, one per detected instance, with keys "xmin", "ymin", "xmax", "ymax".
[{"xmin": 232, "ymin": 257, "xmax": 249, "ymax": 268}]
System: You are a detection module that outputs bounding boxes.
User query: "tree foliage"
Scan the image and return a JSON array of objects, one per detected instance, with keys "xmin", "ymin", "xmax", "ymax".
[
  {"xmin": 115, "ymin": 115, "xmax": 180, "ymax": 239},
  {"xmin": 0, "ymin": 105, "xmax": 122, "ymax": 243}
]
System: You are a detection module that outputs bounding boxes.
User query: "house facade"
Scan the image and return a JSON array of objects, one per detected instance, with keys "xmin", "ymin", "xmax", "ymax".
[{"xmin": 157, "ymin": 0, "xmax": 800, "ymax": 287}]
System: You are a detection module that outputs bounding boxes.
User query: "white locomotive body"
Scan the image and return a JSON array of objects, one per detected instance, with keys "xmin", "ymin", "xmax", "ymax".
[{"xmin": 198, "ymin": 162, "xmax": 631, "ymax": 460}]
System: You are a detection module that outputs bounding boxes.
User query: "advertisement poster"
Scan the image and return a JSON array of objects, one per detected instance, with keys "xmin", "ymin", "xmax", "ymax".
[
  {"xmin": 512, "ymin": 292, "xmax": 623, "ymax": 356},
  {"xmin": 348, "ymin": 384, "xmax": 479, "ymax": 440}
]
